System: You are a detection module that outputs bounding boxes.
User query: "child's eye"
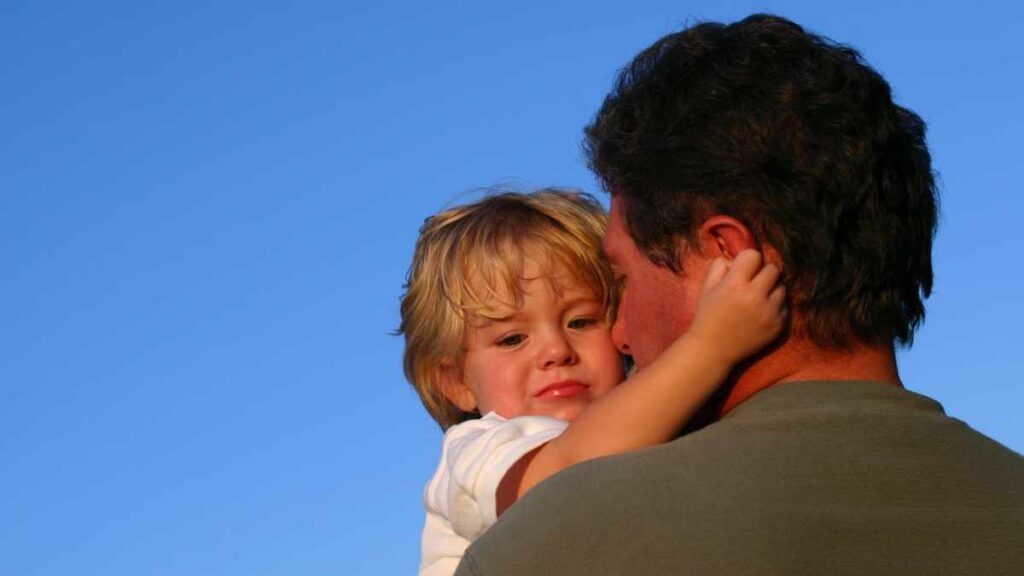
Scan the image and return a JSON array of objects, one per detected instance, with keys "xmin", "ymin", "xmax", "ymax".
[
  {"xmin": 497, "ymin": 334, "xmax": 525, "ymax": 347},
  {"xmin": 567, "ymin": 318, "xmax": 594, "ymax": 330}
]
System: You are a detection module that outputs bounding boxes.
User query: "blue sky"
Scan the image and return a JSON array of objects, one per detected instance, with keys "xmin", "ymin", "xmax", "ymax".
[{"xmin": 2, "ymin": 1, "xmax": 1022, "ymax": 574}]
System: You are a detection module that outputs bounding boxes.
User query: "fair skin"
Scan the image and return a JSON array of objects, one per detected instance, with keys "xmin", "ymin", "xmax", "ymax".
[
  {"xmin": 445, "ymin": 248, "xmax": 786, "ymax": 514},
  {"xmin": 447, "ymin": 258, "xmax": 624, "ymax": 423},
  {"xmin": 601, "ymin": 194, "xmax": 901, "ymax": 417}
]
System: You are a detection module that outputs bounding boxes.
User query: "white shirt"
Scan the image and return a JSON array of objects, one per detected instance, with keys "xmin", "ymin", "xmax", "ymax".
[{"xmin": 419, "ymin": 412, "xmax": 569, "ymax": 576}]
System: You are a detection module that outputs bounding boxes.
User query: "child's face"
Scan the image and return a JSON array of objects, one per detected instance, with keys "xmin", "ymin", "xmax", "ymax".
[{"xmin": 448, "ymin": 258, "xmax": 624, "ymax": 422}]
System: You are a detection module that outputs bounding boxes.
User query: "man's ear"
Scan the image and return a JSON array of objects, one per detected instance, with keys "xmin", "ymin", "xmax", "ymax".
[
  {"xmin": 438, "ymin": 362, "xmax": 477, "ymax": 413},
  {"xmin": 698, "ymin": 215, "xmax": 756, "ymax": 259}
]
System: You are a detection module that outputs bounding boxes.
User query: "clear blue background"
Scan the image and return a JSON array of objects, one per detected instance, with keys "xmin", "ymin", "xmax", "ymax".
[{"xmin": 3, "ymin": 1, "xmax": 1021, "ymax": 574}]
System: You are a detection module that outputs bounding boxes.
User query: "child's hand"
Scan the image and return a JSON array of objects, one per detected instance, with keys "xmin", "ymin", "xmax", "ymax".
[{"xmin": 687, "ymin": 250, "xmax": 787, "ymax": 366}]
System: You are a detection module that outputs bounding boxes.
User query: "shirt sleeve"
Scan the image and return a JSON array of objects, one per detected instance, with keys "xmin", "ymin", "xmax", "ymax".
[{"xmin": 425, "ymin": 412, "xmax": 568, "ymax": 540}]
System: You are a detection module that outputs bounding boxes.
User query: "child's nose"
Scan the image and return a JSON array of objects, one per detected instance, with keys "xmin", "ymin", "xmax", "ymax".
[{"xmin": 538, "ymin": 333, "xmax": 578, "ymax": 369}]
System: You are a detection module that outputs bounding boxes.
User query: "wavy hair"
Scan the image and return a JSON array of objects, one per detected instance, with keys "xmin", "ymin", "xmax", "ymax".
[
  {"xmin": 398, "ymin": 189, "xmax": 618, "ymax": 429},
  {"xmin": 585, "ymin": 14, "xmax": 938, "ymax": 347}
]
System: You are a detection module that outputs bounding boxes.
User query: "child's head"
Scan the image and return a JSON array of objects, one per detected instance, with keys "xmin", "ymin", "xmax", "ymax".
[{"xmin": 399, "ymin": 189, "xmax": 624, "ymax": 429}]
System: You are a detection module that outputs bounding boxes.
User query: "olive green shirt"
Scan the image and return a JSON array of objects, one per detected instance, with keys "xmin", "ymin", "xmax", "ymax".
[{"xmin": 455, "ymin": 381, "xmax": 1024, "ymax": 575}]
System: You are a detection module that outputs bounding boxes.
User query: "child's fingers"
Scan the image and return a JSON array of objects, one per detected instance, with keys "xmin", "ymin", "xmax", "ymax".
[
  {"xmin": 726, "ymin": 249, "xmax": 763, "ymax": 282},
  {"xmin": 769, "ymin": 284, "xmax": 787, "ymax": 314},
  {"xmin": 702, "ymin": 257, "xmax": 730, "ymax": 293},
  {"xmin": 751, "ymin": 262, "xmax": 782, "ymax": 293}
]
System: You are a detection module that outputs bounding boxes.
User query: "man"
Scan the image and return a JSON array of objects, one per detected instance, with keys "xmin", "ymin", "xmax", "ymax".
[{"xmin": 455, "ymin": 14, "xmax": 1024, "ymax": 575}]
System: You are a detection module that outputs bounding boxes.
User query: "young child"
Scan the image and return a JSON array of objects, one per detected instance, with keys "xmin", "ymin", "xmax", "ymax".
[{"xmin": 399, "ymin": 189, "xmax": 785, "ymax": 576}]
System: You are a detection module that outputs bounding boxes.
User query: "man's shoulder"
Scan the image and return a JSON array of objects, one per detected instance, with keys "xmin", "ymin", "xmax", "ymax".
[
  {"xmin": 459, "ymin": 381, "xmax": 1024, "ymax": 575},
  {"xmin": 455, "ymin": 401, "xmax": 799, "ymax": 575}
]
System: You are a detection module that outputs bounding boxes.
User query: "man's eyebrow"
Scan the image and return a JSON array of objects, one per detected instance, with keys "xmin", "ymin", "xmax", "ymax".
[
  {"xmin": 599, "ymin": 241, "xmax": 621, "ymax": 269},
  {"xmin": 600, "ymin": 239, "xmax": 617, "ymax": 262}
]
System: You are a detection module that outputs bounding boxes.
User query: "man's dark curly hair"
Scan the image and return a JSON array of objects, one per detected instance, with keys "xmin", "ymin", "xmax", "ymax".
[{"xmin": 584, "ymin": 14, "xmax": 938, "ymax": 348}]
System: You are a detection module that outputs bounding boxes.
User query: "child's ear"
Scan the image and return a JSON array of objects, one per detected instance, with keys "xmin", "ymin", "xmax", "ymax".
[{"xmin": 439, "ymin": 362, "xmax": 477, "ymax": 412}]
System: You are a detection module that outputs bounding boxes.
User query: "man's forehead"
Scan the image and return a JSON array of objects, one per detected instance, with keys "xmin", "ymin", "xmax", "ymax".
[{"xmin": 601, "ymin": 197, "xmax": 627, "ymax": 260}]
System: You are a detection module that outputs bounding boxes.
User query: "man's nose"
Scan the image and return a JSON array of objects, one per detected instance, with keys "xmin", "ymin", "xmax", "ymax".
[
  {"xmin": 611, "ymin": 305, "xmax": 631, "ymax": 355},
  {"xmin": 538, "ymin": 331, "xmax": 578, "ymax": 369}
]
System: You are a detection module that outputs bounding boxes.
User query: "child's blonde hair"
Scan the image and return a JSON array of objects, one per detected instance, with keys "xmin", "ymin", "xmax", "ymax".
[{"xmin": 399, "ymin": 188, "xmax": 618, "ymax": 429}]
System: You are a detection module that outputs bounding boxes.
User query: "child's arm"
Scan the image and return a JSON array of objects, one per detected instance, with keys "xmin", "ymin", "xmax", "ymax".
[{"xmin": 496, "ymin": 249, "xmax": 786, "ymax": 514}]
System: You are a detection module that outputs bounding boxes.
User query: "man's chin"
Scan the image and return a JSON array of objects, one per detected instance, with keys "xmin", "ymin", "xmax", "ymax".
[
  {"xmin": 628, "ymin": 353, "xmax": 661, "ymax": 374},
  {"xmin": 623, "ymin": 355, "xmax": 637, "ymax": 376}
]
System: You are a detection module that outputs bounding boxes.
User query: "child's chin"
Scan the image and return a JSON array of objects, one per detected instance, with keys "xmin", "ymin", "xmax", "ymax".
[{"xmin": 547, "ymin": 404, "xmax": 587, "ymax": 422}]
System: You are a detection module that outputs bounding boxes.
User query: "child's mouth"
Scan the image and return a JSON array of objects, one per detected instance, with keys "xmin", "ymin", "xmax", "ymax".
[{"xmin": 534, "ymin": 380, "xmax": 588, "ymax": 399}]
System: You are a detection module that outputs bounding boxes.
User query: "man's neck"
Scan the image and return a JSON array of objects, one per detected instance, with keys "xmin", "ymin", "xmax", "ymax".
[{"xmin": 718, "ymin": 337, "xmax": 901, "ymax": 416}]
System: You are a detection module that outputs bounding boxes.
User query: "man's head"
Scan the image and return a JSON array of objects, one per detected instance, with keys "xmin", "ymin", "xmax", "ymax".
[{"xmin": 588, "ymin": 14, "xmax": 937, "ymax": 366}]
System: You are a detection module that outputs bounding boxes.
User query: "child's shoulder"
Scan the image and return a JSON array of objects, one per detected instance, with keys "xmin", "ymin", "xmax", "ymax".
[{"xmin": 446, "ymin": 412, "xmax": 568, "ymax": 439}]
